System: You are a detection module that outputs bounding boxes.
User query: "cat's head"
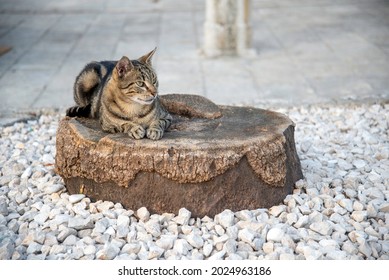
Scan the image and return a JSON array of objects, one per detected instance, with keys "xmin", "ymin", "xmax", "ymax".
[{"xmin": 112, "ymin": 48, "xmax": 159, "ymax": 105}]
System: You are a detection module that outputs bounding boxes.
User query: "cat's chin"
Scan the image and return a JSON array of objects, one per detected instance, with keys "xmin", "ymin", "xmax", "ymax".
[{"xmin": 130, "ymin": 96, "xmax": 156, "ymax": 105}]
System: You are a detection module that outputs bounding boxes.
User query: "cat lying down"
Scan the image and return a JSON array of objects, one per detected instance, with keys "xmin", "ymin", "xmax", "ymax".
[{"xmin": 66, "ymin": 48, "xmax": 172, "ymax": 140}]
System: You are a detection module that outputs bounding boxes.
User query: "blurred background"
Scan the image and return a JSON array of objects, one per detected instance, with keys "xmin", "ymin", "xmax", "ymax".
[{"xmin": 0, "ymin": 0, "xmax": 388, "ymax": 124}]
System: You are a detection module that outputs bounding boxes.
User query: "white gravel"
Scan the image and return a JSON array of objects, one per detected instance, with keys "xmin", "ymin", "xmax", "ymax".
[{"xmin": 0, "ymin": 103, "xmax": 388, "ymax": 260}]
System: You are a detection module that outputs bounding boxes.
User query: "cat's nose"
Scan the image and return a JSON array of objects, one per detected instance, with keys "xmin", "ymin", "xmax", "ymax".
[
  {"xmin": 151, "ymin": 88, "xmax": 158, "ymax": 96},
  {"xmin": 145, "ymin": 81, "xmax": 157, "ymax": 96}
]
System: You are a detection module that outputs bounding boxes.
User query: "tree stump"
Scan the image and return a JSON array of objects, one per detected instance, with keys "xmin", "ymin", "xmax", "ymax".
[{"xmin": 55, "ymin": 94, "xmax": 303, "ymax": 217}]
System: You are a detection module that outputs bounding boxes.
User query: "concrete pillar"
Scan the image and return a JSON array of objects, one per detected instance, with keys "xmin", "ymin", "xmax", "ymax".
[{"xmin": 203, "ymin": 0, "xmax": 254, "ymax": 57}]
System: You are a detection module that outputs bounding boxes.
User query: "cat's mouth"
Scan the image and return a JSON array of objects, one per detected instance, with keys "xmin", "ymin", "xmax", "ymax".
[{"xmin": 130, "ymin": 95, "xmax": 157, "ymax": 105}]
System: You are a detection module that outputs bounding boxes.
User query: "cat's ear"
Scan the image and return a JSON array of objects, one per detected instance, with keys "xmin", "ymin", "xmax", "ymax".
[
  {"xmin": 138, "ymin": 47, "xmax": 156, "ymax": 66},
  {"xmin": 116, "ymin": 56, "xmax": 133, "ymax": 78}
]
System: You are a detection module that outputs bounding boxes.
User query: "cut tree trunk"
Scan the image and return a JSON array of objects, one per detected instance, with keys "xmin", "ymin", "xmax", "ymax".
[{"xmin": 55, "ymin": 94, "xmax": 303, "ymax": 217}]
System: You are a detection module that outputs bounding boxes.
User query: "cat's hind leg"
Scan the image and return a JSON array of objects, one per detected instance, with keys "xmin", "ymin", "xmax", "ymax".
[{"xmin": 73, "ymin": 62, "xmax": 105, "ymax": 107}]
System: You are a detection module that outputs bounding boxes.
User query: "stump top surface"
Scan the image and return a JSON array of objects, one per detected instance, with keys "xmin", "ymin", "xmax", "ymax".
[{"xmin": 72, "ymin": 105, "xmax": 292, "ymax": 150}]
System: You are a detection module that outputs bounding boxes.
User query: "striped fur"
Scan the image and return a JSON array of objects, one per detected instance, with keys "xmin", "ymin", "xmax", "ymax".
[{"xmin": 66, "ymin": 49, "xmax": 172, "ymax": 140}]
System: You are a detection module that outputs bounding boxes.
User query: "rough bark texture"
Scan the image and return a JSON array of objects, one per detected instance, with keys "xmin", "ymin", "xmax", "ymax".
[{"xmin": 55, "ymin": 94, "xmax": 303, "ymax": 217}]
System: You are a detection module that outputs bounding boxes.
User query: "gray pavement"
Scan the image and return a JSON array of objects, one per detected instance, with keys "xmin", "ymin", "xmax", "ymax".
[{"xmin": 1, "ymin": 0, "xmax": 389, "ymax": 125}]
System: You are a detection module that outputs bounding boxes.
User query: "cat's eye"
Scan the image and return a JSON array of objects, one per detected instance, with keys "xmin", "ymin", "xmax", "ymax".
[{"xmin": 136, "ymin": 81, "xmax": 145, "ymax": 87}]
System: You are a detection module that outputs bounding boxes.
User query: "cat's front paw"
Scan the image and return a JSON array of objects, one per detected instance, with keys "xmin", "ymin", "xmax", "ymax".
[
  {"xmin": 146, "ymin": 127, "xmax": 163, "ymax": 140},
  {"xmin": 129, "ymin": 125, "xmax": 146, "ymax": 139}
]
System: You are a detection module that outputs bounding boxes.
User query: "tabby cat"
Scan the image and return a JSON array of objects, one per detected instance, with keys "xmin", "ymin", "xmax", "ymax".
[{"xmin": 66, "ymin": 48, "xmax": 172, "ymax": 140}]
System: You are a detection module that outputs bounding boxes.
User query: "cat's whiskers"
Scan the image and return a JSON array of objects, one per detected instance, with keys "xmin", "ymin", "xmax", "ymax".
[{"xmin": 130, "ymin": 94, "xmax": 157, "ymax": 105}]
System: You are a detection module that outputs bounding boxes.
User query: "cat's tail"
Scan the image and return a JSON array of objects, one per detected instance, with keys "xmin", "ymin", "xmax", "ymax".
[{"xmin": 66, "ymin": 104, "xmax": 91, "ymax": 118}]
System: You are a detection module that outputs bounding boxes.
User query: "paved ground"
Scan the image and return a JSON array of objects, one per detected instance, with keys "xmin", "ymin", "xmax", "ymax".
[{"xmin": 1, "ymin": 0, "xmax": 389, "ymax": 125}]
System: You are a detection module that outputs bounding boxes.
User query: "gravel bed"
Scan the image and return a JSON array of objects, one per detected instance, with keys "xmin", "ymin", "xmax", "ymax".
[{"xmin": 0, "ymin": 103, "xmax": 388, "ymax": 260}]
